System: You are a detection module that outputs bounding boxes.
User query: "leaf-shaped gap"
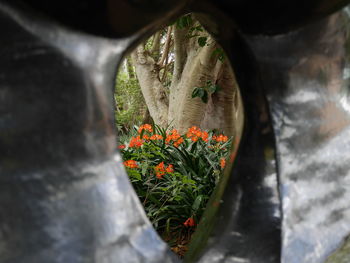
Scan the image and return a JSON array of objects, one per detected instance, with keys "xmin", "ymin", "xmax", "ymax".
[{"xmin": 114, "ymin": 12, "xmax": 244, "ymax": 259}]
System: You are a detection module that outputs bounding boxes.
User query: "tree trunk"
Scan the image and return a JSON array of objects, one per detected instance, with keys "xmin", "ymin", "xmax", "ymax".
[
  {"xmin": 200, "ymin": 60, "xmax": 243, "ymax": 138},
  {"xmin": 130, "ymin": 18, "xmax": 242, "ymax": 136},
  {"xmin": 170, "ymin": 41, "xmax": 219, "ymax": 132},
  {"xmin": 131, "ymin": 45, "xmax": 169, "ymax": 127}
]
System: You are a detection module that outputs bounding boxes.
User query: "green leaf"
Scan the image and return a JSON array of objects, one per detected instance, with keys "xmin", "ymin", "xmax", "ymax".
[
  {"xmin": 166, "ymin": 217, "xmax": 174, "ymax": 235},
  {"xmin": 192, "ymin": 87, "xmax": 208, "ymax": 103},
  {"xmin": 212, "ymin": 47, "xmax": 226, "ymax": 62},
  {"xmin": 147, "ymin": 194, "xmax": 162, "ymax": 206},
  {"xmin": 128, "ymin": 169, "xmax": 141, "ymax": 181},
  {"xmin": 208, "ymin": 84, "xmax": 220, "ymax": 93},
  {"xmin": 195, "ymin": 26, "xmax": 203, "ymax": 32},
  {"xmin": 191, "ymin": 87, "xmax": 201, "ymax": 98},
  {"xmin": 192, "ymin": 85, "xmax": 212, "ymax": 103},
  {"xmin": 201, "ymin": 90, "xmax": 208, "ymax": 103},
  {"xmin": 176, "ymin": 15, "xmax": 192, "ymax": 29},
  {"xmin": 192, "ymin": 195, "xmax": 204, "ymax": 212},
  {"xmin": 140, "ymin": 162, "xmax": 149, "ymax": 176},
  {"xmin": 198, "ymin": 88, "xmax": 205, "ymax": 99},
  {"xmin": 208, "ymin": 84, "xmax": 216, "ymax": 93},
  {"xmin": 182, "ymin": 176, "xmax": 196, "ymax": 186},
  {"xmin": 198, "ymin": 37, "xmax": 207, "ymax": 47}
]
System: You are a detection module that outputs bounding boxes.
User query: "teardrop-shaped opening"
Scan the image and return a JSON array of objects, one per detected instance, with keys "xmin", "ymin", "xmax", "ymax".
[{"xmin": 114, "ymin": 13, "xmax": 244, "ymax": 259}]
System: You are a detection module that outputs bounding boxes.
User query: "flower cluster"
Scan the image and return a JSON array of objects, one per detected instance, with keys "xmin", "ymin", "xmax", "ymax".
[
  {"xmin": 212, "ymin": 134, "xmax": 228, "ymax": 142},
  {"xmin": 138, "ymin": 124, "xmax": 153, "ymax": 133},
  {"xmin": 166, "ymin": 129, "xmax": 184, "ymax": 147},
  {"xmin": 123, "ymin": 160, "xmax": 139, "ymax": 168},
  {"xmin": 119, "ymin": 123, "xmax": 233, "ymax": 238},
  {"xmin": 186, "ymin": 126, "xmax": 209, "ymax": 142},
  {"xmin": 154, "ymin": 162, "xmax": 174, "ymax": 179},
  {"xmin": 129, "ymin": 136, "xmax": 143, "ymax": 148},
  {"xmin": 150, "ymin": 134, "xmax": 163, "ymax": 140}
]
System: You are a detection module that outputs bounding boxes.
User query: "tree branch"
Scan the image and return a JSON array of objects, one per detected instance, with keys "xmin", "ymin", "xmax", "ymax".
[
  {"xmin": 172, "ymin": 25, "xmax": 189, "ymax": 81},
  {"xmin": 157, "ymin": 26, "xmax": 172, "ymax": 67},
  {"xmin": 150, "ymin": 31, "xmax": 161, "ymax": 60},
  {"xmin": 131, "ymin": 45, "xmax": 169, "ymax": 127}
]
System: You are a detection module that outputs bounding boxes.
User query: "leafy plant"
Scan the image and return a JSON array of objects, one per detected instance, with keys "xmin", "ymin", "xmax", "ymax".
[
  {"xmin": 118, "ymin": 124, "xmax": 232, "ymax": 241},
  {"xmin": 191, "ymin": 80, "xmax": 221, "ymax": 103},
  {"xmin": 197, "ymin": 36, "xmax": 208, "ymax": 47},
  {"xmin": 212, "ymin": 47, "xmax": 226, "ymax": 62},
  {"xmin": 176, "ymin": 14, "xmax": 193, "ymax": 29}
]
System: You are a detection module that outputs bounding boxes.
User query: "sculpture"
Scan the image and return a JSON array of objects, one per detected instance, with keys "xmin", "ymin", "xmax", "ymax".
[{"xmin": 1, "ymin": 0, "xmax": 350, "ymax": 262}]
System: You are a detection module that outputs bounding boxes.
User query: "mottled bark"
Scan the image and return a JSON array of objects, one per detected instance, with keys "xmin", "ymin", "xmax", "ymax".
[
  {"xmin": 172, "ymin": 25, "xmax": 189, "ymax": 82},
  {"xmin": 200, "ymin": 60, "xmax": 243, "ymax": 138},
  {"xmin": 131, "ymin": 18, "xmax": 242, "ymax": 136},
  {"xmin": 150, "ymin": 31, "xmax": 161, "ymax": 60},
  {"xmin": 131, "ymin": 45, "xmax": 169, "ymax": 127}
]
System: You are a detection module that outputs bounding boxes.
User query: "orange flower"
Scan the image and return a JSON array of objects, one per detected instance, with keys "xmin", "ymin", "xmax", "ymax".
[
  {"xmin": 155, "ymin": 162, "xmax": 166, "ymax": 179},
  {"xmin": 123, "ymin": 160, "xmax": 139, "ymax": 169},
  {"xmin": 150, "ymin": 134, "xmax": 163, "ymax": 140},
  {"xmin": 143, "ymin": 134, "xmax": 150, "ymax": 141},
  {"xmin": 186, "ymin": 126, "xmax": 201, "ymax": 141},
  {"xmin": 166, "ymin": 129, "xmax": 181, "ymax": 144},
  {"xmin": 213, "ymin": 134, "xmax": 228, "ymax": 142},
  {"xmin": 129, "ymin": 136, "xmax": 143, "ymax": 148},
  {"xmin": 220, "ymin": 158, "xmax": 226, "ymax": 169},
  {"xmin": 155, "ymin": 162, "xmax": 174, "ymax": 178},
  {"xmin": 186, "ymin": 126, "xmax": 209, "ymax": 142},
  {"xmin": 183, "ymin": 217, "xmax": 195, "ymax": 227},
  {"xmin": 166, "ymin": 164, "xmax": 174, "ymax": 173},
  {"xmin": 118, "ymin": 144, "xmax": 126, "ymax": 149},
  {"xmin": 191, "ymin": 136, "xmax": 199, "ymax": 142},
  {"xmin": 138, "ymin": 124, "xmax": 153, "ymax": 133},
  {"xmin": 187, "ymin": 126, "xmax": 200, "ymax": 134},
  {"xmin": 201, "ymin": 131, "xmax": 209, "ymax": 142},
  {"xmin": 173, "ymin": 137, "xmax": 184, "ymax": 147}
]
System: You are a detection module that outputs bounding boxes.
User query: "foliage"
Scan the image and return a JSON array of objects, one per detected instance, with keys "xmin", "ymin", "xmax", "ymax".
[
  {"xmin": 175, "ymin": 14, "xmax": 193, "ymax": 29},
  {"xmin": 118, "ymin": 124, "xmax": 232, "ymax": 241},
  {"xmin": 191, "ymin": 80, "xmax": 220, "ymax": 103},
  {"xmin": 212, "ymin": 47, "xmax": 226, "ymax": 62},
  {"xmin": 114, "ymin": 65, "xmax": 146, "ymax": 134},
  {"xmin": 197, "ymin": 36, "xmax": 208, "ymax": 47}
]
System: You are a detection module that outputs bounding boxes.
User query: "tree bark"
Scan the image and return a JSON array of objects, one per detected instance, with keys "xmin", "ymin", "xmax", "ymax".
[
  {"xmin": 131, "ymin": 45, "xmax": 168, "ymax": 127},
  {"xmin": 200, "ymin": 60, "xmax": 242, "ymax": 137},
  {"xmin": 170, "ymin": 39, "xmax": 218, "ymax": 132},
  {"xmin": 150, "ymin": 31, "xmax": 161, "ymax": 60},
  {"xmin": 130, "ymin": 17, "xmax": 242, "ymax": 137}
]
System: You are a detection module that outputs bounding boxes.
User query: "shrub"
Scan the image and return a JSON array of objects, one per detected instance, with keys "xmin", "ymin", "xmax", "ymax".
[{"xmin": 118, "ymin": 124, "xmax": 232, "ymax": 242}]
